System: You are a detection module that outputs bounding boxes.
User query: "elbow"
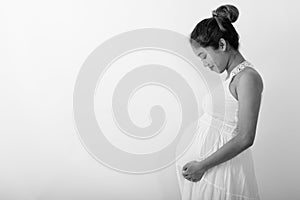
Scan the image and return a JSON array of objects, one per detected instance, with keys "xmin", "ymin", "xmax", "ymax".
[
  {"xmin": 245, "ymin": 138, "xmax": 254, "ymax": 148},
  {"xmin": 240, "ymin": 135, "xmax": 254, "ymax": 149}
]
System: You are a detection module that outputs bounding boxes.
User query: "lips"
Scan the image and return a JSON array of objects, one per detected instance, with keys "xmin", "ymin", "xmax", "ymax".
[{"xmin": 204, "ymin": 64, "xmax": 214, "ymax": 71}]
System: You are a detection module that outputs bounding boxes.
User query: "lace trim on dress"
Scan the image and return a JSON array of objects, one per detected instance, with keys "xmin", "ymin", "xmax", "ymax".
[{"xmin": 224, "ymin": 60, "xmax": 252, "ymax": 82}]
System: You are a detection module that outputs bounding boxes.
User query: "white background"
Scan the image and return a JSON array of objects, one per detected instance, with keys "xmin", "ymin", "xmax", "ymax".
[{"xmin": 1, "ymin": 0, "xmax": 299, "ymax": 199}]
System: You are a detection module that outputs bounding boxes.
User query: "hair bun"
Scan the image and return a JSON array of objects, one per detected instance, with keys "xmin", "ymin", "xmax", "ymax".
[{"xmin": 215, "ymin": 4, "xmax": 239, "ymax": 23}]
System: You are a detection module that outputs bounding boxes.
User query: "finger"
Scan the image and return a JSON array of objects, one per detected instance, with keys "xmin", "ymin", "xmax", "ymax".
[
  {"xmin": 182, "ymin": 170, "xmax": 190, "ymax": 176},
  {"xmin": 183, "ymin": 174, "xmax": 190, "ymax": 178},
  {"xmin": 182, "ymin": 166, "xmax": 188, "ymax": 171},
  {"xmin": 183, "ymin": 173, "xmax": 190, "ymax": 178},
  {"xmin": 184, "ymin": 175, "xmax": 193, "ymax": 181},
  {"xmin": 189, "ymin": 177, "xmax": 197, "ymax": 182},
  {"xmin": 182, "ymin": 162, "xmax": 192, "ymax": 171},
  {"xmin": 182, "ymin": 169, "xmax": 188, "ymax": 175}
]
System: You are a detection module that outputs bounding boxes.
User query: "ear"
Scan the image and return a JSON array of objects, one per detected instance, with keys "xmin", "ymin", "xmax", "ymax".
[{"xmin": 218, "ymin": 38, "xmax": 227, "ymax": 51}]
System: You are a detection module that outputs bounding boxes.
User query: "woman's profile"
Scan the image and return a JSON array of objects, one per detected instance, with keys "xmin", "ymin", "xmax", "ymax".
[{"xmin": 175, "ymin": 4, "xmax": 263, "ymax": 200}]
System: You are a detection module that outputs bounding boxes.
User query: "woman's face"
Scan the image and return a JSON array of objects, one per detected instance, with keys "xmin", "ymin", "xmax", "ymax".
[{"xmin": 192, "ymin": 44, "xmax": 228, "ymax": 74}]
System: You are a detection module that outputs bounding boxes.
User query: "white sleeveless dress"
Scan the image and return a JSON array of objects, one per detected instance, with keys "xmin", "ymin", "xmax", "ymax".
[{"xmin": 175, "ymin": 61, "xmax": 261, "ymax": 200}]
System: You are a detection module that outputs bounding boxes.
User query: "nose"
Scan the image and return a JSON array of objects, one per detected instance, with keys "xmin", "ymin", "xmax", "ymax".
[{"xmin": 202, "ymin": 60, "xmax": 210, "ymax": 68}]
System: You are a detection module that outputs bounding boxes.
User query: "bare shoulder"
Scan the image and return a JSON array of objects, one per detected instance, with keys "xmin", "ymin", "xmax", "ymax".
[{"xmin": 234, "ymin": 67, "xmax": 264, "ymax": 93}]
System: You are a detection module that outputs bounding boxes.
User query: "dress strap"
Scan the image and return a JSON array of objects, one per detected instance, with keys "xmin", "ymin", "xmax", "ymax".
[{"xmin": 224, "ymin": 60, "xmax": 252, "ymax": 82}]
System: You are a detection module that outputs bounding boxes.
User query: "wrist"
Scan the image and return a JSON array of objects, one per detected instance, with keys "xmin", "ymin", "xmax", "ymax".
[{"xmin": 198, "ymin": 159, "xmax": 210, "ymax": 172}]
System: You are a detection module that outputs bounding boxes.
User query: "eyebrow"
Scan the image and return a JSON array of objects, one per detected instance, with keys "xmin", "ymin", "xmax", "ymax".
[{"xmin": 197, "ymin": 52, "xmax": 204, "ymax": 56}]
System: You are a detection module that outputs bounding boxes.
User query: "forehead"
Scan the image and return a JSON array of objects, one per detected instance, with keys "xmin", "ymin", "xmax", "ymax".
[{"xmin": 192, "ymin": 45, "xmax": 207, "ymax": 56}]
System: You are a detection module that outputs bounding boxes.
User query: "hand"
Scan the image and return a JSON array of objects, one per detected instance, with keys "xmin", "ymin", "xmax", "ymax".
[{"xmin": 182, "ymin": 160, "xmax": 207, "ymax": 182}]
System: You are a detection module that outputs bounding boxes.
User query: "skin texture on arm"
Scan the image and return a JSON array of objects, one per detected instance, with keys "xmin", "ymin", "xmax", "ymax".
[{"xmin": 201, "ymin": 69, "xmax": 264, "ymax": 171}]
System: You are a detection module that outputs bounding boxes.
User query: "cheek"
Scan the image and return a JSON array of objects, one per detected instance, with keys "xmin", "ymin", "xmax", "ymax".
[
  {"xmin": 209, "ymin": 54, "xmax": 222, "ymax": 67},
  {"xmin": 205, "ymin": 56, "xmax": 215, "ymax": 66},
  {"xmin": 205, "ymin": 51, "xmax": 216, "ymax": 62}
]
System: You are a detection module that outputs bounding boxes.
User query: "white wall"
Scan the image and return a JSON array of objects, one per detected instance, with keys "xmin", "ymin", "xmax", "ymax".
[{"xmin": 0, "ymin": 0, "xmax": 299, "ymax": 199}]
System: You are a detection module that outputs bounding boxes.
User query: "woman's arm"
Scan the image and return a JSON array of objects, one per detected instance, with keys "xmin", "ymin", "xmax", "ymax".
[{"xmin": 201, "ymin": 70, "xmax": 264, "ymax": 171}]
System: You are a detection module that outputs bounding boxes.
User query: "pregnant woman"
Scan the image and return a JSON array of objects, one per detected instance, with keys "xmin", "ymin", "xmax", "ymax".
[{"xmin": 175, "ymin": 4, "xmax": 263, "ymax": 200}]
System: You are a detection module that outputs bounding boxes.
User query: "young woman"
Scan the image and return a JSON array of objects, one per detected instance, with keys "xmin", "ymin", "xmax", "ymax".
[{"xmin": 175, "ymin": 5, "xmax": 263, "ymax": 200}]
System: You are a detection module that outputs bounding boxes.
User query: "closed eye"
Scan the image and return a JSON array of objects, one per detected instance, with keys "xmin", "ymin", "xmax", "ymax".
[{"xmin": 197, "ymin": 52, "xmax": 206, "ymax": 60}]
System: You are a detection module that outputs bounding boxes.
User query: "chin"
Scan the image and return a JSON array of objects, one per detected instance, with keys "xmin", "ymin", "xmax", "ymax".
[
  {"xmin": 217, "ymin": 68, "xmax": 225, "ymax": 74},
  {"xmin": 212, "ymin": 68, "xmax": 221, "ymax": 73}
]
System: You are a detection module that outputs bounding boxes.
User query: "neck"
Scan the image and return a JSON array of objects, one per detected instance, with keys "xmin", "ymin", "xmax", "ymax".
[{"xmin": 225, "ymin": 50, "xmax": 245, "ymax": 76}]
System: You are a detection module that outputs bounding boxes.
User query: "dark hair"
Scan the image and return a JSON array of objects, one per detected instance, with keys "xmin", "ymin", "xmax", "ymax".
[{"xmin": 190, "ymin": 5, "xmax": 240, "ymax": 50}]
